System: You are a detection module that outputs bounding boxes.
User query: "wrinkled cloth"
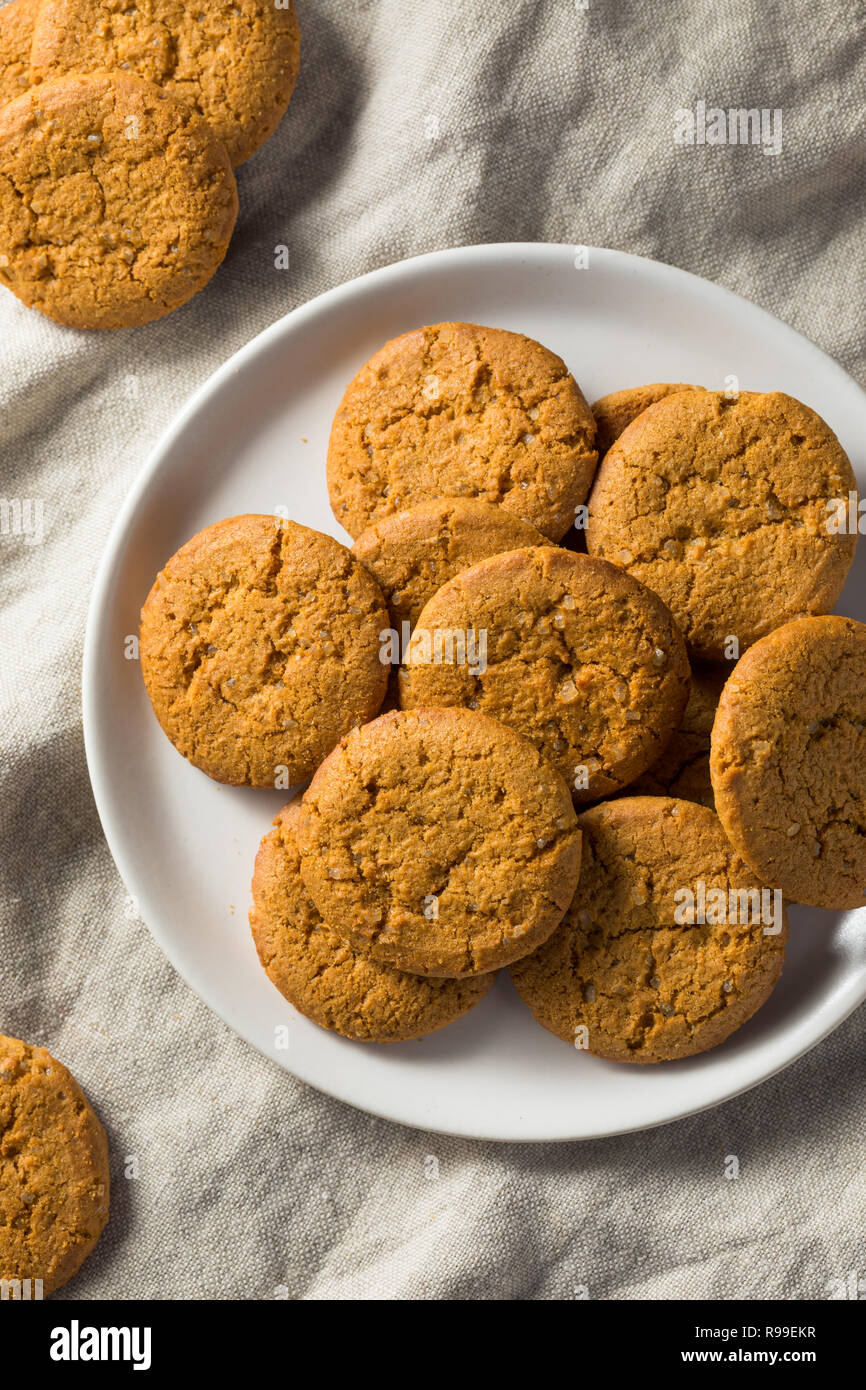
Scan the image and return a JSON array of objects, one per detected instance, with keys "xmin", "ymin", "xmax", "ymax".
[{"xmin": 1, "ymin": 0, "xmax": 864, "ymax": 1301}]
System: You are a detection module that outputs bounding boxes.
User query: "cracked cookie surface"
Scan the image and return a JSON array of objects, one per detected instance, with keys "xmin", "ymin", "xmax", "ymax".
[
  {"xmin": 510, "ymin": 797, "xmax": 788, "ymax": 1063},
  {"xmin": 30, "ymin": 0, "xmax": 301, "ymax": 166},
  {"xmin": 398, "ymin": 546, "xmax": 690, "ymax": 804},
  {"xmin": 591, "ymin": 382, "xmax": 702, "ymax": 456},
  {"xmin": 0, "ymin": 0, "xmax": 37, "ymax": 108},
  {"xmin": 711, "ymin": 615, "xmax": 866, "ymax": 909},
  {"xmin": 297, "ymin": 707, "xmax": 582, "ymax": 978},
  {"xmin": 251, "ymin": 797, "xmax": 496, "ymax": 1040},
  {"xmin": 619, "ymin": 659, "xmax": 728, "ymax": 808},
  {"xmin": 0, "ymin": 71, "xmax": 237, "ymax": 329},
  {"xmin": 352, "ymin": 496, "xmax": 546, "ymax": 631},
  {"xmin": 586, "ymin": 390, "xmax": 858, "ymax": 658},
  {"xmin": 327, "ymin": 321, "xmax": 598, "ymax": 542},
  {"xmin": 140, "ymin": 514, "xmax": 389, "ymax": 787},
  {"xmin": 0, "ymin": 1034, "xmax": 109, "ymax": 1295}
]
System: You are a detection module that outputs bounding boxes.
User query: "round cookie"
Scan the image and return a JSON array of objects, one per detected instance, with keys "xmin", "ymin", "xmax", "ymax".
[
  {"xmin": 399, "ymin": 546, "xmax": 690, "ymax": 804},
  {"xmin": 296, "ymin": 707, "xmax": 582, "ymax": 978},
  {"xmin": 251, "ymin": 797, "xmax": 497, "ymax": 1041},
  {"xmin": 30, "ymin": 0, "xmax": 301, "ymax": 167},
  {"xmin": 711, "ymin": 615, "xmax": 866, "ymax": 909},
  {"xmin": 591, "ymin": 382, "xmax": 701, "ymax": 455},
  {"xmin": 621, "ymin": 659, "xmax": 728, "ymax": 808},
  {"xmin": 352, "ymin": 496, "xmax": 546, "ymax": 632},
  {"xmin": 0, "ymin": 72, "xmax": 237, "ymax": 329},
  {"xmin": 327, "ymin": 321, "xmax": 598, "ymax": 542},
  {"xmin": 0, "ymin": 1034, "xmax": 110, "ymax": 1295},
  {"xmin": 510, "ymin": 798, "xmax": 789, "ymax": 1063},
  {"xmin": 0, "ymin": 0, "xmax": 38, "ymax": 107},
  {"xmin": 140, "ymin": 514, "xmax": 389, "ymax": 788},
  {"xmin": 587, "ymin": 390, "xmax": 858, "ymax": 659}
]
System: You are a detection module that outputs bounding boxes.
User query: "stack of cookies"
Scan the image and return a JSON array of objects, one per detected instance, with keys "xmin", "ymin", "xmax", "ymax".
[
  {"xmin": 0, "ymin": 0, "xmax": 301, "ymax": 328},
  {"xmin": 139, "ymin": 319, "xmax": 864, "ymax": 1065}
]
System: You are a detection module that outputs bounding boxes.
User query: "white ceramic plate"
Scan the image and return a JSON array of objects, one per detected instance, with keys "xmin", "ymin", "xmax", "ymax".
[{"xmin": 83, "ymin": 243, "xmax": 866, "ymax": 1141}]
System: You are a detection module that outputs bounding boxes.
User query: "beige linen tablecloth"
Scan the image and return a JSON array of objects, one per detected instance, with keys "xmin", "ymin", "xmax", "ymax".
[{"xmin": 1, "ymin": 0, "xmax": 864, "ymax": 1299}]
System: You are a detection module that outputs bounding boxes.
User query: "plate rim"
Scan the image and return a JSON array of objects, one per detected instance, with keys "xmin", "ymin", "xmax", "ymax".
[{"xmin": 82, "ymin": 240, "xmax": 866, "ymax": 1141}]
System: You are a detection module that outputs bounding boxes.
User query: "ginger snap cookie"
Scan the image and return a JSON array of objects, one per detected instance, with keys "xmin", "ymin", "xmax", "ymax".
[
  {"xmin": 587, "ymin": 390, "xmax": 858, "ymax": 659},
  {"xmin": 399, "ymin": 546, "xmax": 690, "ymax": 804},
  {"xmin": 251, "ymin": 797, "xmax": 496, "ymax": 1041},
  {"xmin": 140, "ymin": 514, "xmax": 389, "ymax": 788},
  {"xmin": 591, "ymin": 382, "xmax": 700, "ymax": 455},
  {"xmin": 0, "ymin": 1034, "xmax": 109, "ymax": 1295},
  {"xmin": 30, "ymin": 0, "xmax": 301, "ymax": 167},
  {"xmin": 510, "ymin": 798, "xmax": 788, "ymax": 1063},
  {"xmin": 0, "ymin": 0, "xmax": 37, "ymax": 107},
  {"xmin": 621, "ymin": 659, "xmax": 728, "ymax": 809},
  {"xmin": 352, "ymin": 497, "xmax": 546, "ymax": 632},
  {"xmin": 711, "ymin": 615, "xmax": 866, "ymax": 909},
  {"xmin": 0, "ymin": 71, "xmax": 237, "ymax": 329},
  {"xmin": 327, "ymin": 322, "xmax": 598, "ymax": 542},
  {"xmin": 296, "ymin": 707, "xmax": 582, "ymax": 978}
]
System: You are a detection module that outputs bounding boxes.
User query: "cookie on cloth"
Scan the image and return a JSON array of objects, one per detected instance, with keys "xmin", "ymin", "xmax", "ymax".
[
  {"xmin": 251, "ymin": 797, "xmax": 496, "ymax": 1042},
  {"xmin": 398, "ymin": 546, "xmax": 690, "ymax": 804},
  {"xmin": 296, "ymin": 707, "xmax": 582, "ymax": 978},
  {"xmin": 352, "ymin": 496, "xmax": 546, "ymax": 631},
  {"xmin": 587, "ymin": 389, "xmax": 858, "ymax": 658},
  {"xmin": 140, "ymin": 514, "xmax": 389, "ymax": 787},
  {"xmin": 0, "ymin": 1034, "xmax": 110, "ymax": 1295},
  {"xmin": 0, "ymin": 0, "xmax": 38, "ymax": 108},
  {"xmin": 30, "ymin": 0, "xmax": 301, "ymax": 167},
  {"xmin": 510, "ymin": 798, "xmax": 788, "ymax": 1063},
  {"xmin": 711, "ymin": 615, "xmax": 866, "ymax": 909},
  {"xmin": 0, "ymin": 71, "xmax": 237, "ymax": 329},
  {"xmin": 327, "ymin": 321, "xmax": 598, "ymax": 542}
]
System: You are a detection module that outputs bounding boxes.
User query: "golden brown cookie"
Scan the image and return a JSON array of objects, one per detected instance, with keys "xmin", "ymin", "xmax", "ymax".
[
  {"xmin": 352, "ymin": 497, "xmax": 546, "ymax": 632},
  {"xmin": 711, "ymin": 615, "xmax": 866, "ymax": 909},
  {"xmin": 0, "ymin": 0, "xmax": 37, "ymax": 107},
  {"xmin": 296, "ymin": 707, "xmax": 582, "ymax": 978},
  {"xmin": 251, "ymin": 797, "xmax": 497, "ymax": 1041},
  {"xmin": 398, "ymin": 546, "xmax": 690, "ymax": 804},
  {"xmin": 30, "ymin": 0, "xmax": 301, "ymax": 167},
  {"xmin": 591, "ymin": 382, "xmax": 701, "ymax": 455},
  {"xmin": 0, "ymin": 1034, "xmax": 109, "ymax": 1296},
  {"xmin": 327, "ymin": 322, "xmax": 598, "ymax": 542},
  {"xmin": 510, "ymin": 798, "xmax": 788, "ymax": 1063},
  {"xmin": 0, "ymin": 71, "xmax": 237, "ymax": 329},
  {"xmin": 140, "ymin": 514, "xmax": 389, "ymax": 788},
  {"xmin": 621, "ymin": 659, "xmax": 728, "ymax": 808},
  {"xmin": 587, "ymin": 390, "xmax": 858, "ymax": 659}
]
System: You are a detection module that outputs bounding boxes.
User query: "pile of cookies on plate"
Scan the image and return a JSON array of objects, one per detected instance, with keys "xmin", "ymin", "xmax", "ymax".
[
  {"xmin": 0, "ymin": 0, "xmax": 300, "ymax": 328},
  {"xmin": 139, "ymin": 320, "xmax": 865, "ymax": 1064}
]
